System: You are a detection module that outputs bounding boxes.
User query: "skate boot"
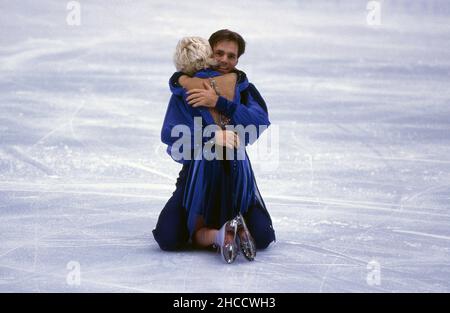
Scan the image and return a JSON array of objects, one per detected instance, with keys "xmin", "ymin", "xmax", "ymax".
[
  {"xmin": 235, "ymin": 212, "xmax": 256, "ymax": 261},
  {"xmin": 214, "ymin": 219, "xmax": 239, "ymax": 264}
]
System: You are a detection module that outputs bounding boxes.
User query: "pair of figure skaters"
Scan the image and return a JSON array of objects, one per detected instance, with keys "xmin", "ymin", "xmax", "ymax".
[{"xmin": 153, "ymin": 29, "xmax": 275, "ymax": 264}]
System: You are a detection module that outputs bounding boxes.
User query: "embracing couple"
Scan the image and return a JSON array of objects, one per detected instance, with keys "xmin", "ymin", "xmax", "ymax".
[{"xmin": 153, "ymin": 29, "xmax": 275, "ymax": 264}]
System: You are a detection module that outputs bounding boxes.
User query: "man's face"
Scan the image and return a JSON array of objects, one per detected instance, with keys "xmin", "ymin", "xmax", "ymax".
[{"xmin": 212, "ymin": 40, "xmax": 239, "ymax": 74}]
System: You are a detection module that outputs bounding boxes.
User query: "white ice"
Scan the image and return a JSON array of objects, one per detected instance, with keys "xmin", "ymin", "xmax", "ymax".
[{"xmin": 1, "ymin": 0, "xmax": 450, "ymax": 292}]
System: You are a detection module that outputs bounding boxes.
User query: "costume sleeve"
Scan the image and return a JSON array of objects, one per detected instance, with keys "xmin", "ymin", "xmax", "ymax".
[
  {"xmin": 169, "ymin": 71, "xmax": 186, "ymax": 89},
  {"xmin": 215, "ymin": 83, "xmax": 270, "ymax": 146},
  {"xmin": 161, "ymin": 94, "xmax": 215, "ymax": 164}
]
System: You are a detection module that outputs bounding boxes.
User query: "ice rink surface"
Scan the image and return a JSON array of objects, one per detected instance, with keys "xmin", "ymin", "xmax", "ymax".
[{"xmin": 1, "ymin": 0, "xmax": 449, "ymax": 292}]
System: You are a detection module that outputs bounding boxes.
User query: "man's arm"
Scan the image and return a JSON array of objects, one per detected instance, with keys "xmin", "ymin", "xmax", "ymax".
[
  {"xmin": 169, "ymin": 71, "xmax": 268, "ymax": 146},
  {"xmin": 215, "ymin": 83, "xmax": 270, "ymax": 147},
  {"xmin": 183, "ymin": 81, "xmax": 270, "ymax": 146},
  {"xmin": 215, "ymin": 83, "xmax": 269, "ymax": 127},
  {"xmin": 177, "ymin": 69, "xmax": 268, "ymax": 128}
]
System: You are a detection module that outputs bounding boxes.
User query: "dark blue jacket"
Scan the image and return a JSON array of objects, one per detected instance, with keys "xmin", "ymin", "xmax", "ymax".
[{"xmin": 161, "ymin": 69, "xmax": 270, "ymax": 164}]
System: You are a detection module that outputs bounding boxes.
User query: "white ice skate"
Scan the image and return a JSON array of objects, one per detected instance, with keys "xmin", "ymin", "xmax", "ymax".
[
  {"xmin": 214, "ymin": 219, "xmax": 239, "ymax": 264},
  {"xmin": 235, "ymin": 212, "xmax": 256, "ymax": 261}
]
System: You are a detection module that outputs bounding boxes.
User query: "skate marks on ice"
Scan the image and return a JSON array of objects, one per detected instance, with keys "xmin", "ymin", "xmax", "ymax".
[{"xmin": 1, "ymin": 0, "xmax": 450, "ymax": 292}]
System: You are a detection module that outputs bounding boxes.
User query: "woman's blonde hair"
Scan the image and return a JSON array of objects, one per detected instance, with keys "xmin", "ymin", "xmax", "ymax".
[{"xmin": 173, "ymin": 36, "xmax": 216, "ymax": 75}]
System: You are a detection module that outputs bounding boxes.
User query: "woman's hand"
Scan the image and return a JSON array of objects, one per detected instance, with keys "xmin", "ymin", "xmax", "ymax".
[
  {"xmin": 186, "ymin": 82, "xmax": 219, "ymax": 108},
  {"xmin": 214, "ymin": 130, "xmax": 240, "ymax": 149}
]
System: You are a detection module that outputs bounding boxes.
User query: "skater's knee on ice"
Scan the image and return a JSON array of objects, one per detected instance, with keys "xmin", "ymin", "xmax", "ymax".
[
  {"xmin": 153, "ymin": 228, "xmax": 188, "ymax": 251},
  {"xmin": 253, "ymin": 226, "xmax": 276, "ymax": 250},
  {"xmin": 255, "ymin": 235, "xmax": 275, "ymax": 250}
]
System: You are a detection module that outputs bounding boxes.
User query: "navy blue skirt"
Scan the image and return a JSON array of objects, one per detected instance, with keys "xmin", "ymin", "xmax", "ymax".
[{"xmin": 182, "ymin": 148, "xmax": 261, "ymax": 238}]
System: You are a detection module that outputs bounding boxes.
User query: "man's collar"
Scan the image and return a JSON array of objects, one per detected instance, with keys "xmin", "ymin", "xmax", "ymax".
[
  {"xmin": 192, "ymin": 68, "xmax": 246, "ymax": 80},
  {"xmin": 193, "ymin": 68, "xmax": 222, "ymax": 78}
]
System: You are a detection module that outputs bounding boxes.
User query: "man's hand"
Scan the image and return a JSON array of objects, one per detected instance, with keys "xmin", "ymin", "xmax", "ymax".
[
  {"xmin": 186, "ymin": 81, "xmax": 219, "ymax": 108},
  {"xmin": 214, "ymin": 130, "xmax": 240, "ymax": 149}
]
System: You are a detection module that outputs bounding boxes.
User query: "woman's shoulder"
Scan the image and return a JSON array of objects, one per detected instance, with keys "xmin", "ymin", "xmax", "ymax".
[
  {"xmin": 232, "ymin": 69, "xmax": 248, "ymax": 84},
  {"xmin": 213, "ymin": 72, "xmax": 237, "ymax": 86}
]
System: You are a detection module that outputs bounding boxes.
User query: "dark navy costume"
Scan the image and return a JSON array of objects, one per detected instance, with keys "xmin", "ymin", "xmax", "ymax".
[{"xmin": 153, "ymin": 69, "xmax": 275, "ymax": 250}]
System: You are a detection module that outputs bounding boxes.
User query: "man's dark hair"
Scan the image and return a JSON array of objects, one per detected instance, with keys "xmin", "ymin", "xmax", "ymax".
[{"xmin": 209, "ymin": 29, "xmax": 246, "ymax": 58}]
